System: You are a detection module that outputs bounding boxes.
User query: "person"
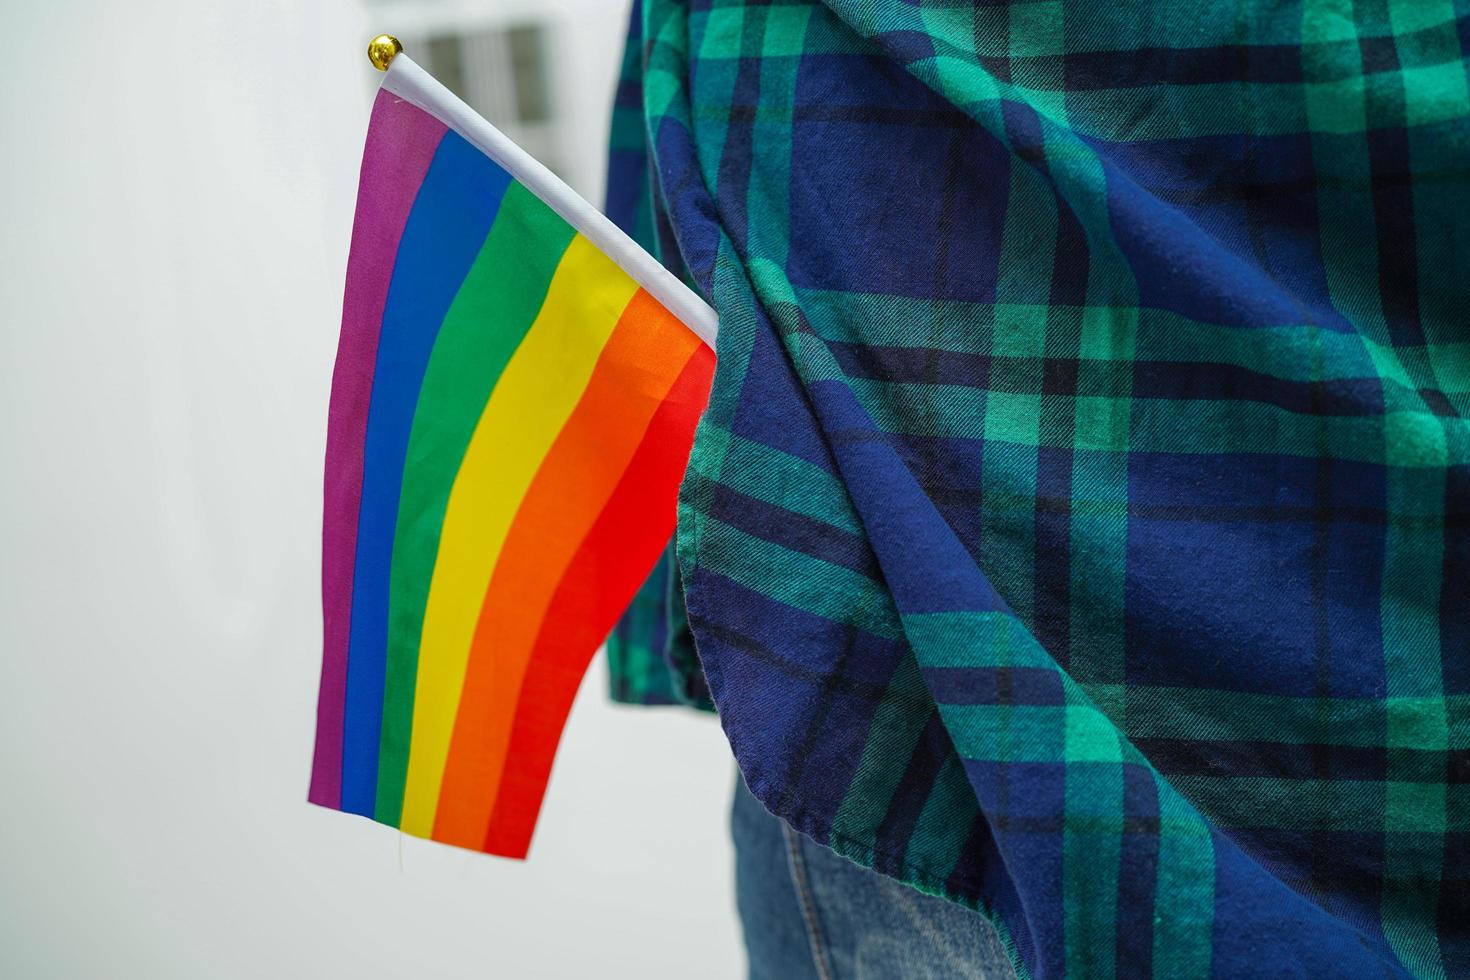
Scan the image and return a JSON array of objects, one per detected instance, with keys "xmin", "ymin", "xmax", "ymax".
[{"xmin": 605, "ymin": 1, "xmax": 1470, "ymax": 976}]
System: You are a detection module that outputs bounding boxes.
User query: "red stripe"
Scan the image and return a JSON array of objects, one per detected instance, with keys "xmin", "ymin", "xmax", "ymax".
[{"xmin": 481, "ymin": 344, "xmax": 715, "ymax": 857}]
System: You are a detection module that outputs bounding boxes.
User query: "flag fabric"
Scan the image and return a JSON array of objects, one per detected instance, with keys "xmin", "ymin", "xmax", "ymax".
[
  {"xmin": 606, "ymin": 0, "xmax": 1469, "ymax": 976},
  {"xmin": 308, "ymin": 55, "xmax": 716, "ymax": 858}
]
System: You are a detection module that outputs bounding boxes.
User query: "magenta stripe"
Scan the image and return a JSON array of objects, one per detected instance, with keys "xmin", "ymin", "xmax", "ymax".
[{"xmin": 310, "ymin": 92, "xmax": 447, "ymax": 807}]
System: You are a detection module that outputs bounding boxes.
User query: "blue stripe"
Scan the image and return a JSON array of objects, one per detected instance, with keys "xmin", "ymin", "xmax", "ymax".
[{"xmin": 340, "ymin": 131, "xmax": 512, "ymax": 817}]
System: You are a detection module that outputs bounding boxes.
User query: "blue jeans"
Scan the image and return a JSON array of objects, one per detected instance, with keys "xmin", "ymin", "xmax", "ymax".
[{"xmin": 731, "ymin": 775, "xmax": 1018, "ymax": 980}]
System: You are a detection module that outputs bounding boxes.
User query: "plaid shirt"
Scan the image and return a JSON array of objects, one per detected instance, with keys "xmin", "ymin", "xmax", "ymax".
[{"xmin": 605, "ymin": 1, "xmax": 1470, "ymax": 976}]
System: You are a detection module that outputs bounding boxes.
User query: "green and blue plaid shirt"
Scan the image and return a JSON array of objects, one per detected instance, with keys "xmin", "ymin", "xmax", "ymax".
[{"xmin": 606, "ymin": 1, "xmax": 1469, "ymax": 975}]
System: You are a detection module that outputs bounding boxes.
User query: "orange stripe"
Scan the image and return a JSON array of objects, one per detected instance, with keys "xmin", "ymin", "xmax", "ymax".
[
  {"xmin": 482, "ymin": 344, "xmax": 715, "ymax": 857},
  {"xmin": 431, "ymin": 290, "xmax": 702, "ymax": 847}
]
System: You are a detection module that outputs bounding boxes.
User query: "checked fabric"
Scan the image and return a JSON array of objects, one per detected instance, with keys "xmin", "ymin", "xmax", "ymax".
[{"xmin": 604, "ymin": 1, "xmax": 1470, "ymax": 976}]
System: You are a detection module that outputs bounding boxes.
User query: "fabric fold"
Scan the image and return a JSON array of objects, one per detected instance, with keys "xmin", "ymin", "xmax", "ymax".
[{"xmin": 611, "ymin": 0, "xmax": 1470, "ymax": 976}]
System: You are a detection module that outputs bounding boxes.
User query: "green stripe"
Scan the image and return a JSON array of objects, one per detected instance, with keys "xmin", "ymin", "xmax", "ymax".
[
  {"xmin": 698, "ymin": 518, "xmax": 902, "ymax": 639},
  {"xmin": 374, "ymin": 183, "xmax": 576, "ymax": 823},
  {"xmin": 1120, "ymin": 686, "xmax": 1470, "ymax": 746},
  {"xmin": 911, "ymin": 752, "xmax": 987, "ymax": 883},
  {"xmin": 830, "ymin": 655, "xmax": 934, "ymax": 852},
  {"xmin": 1151, "ymin": 787, "xmax": 1216, "ymax": 977},
  {"xmin": 1167, "ymin": 775, "xmax": 1462, "ymax": 835},
  {"xmin": 1063, "ymin": 764, "xmax": 1122, "ymax": 978},
  {"xmin": 840, "ymin": 376, "xmax": 1467, "ymax": 466},
  {"xmin": 699, "ymin": 435, "xmax": 863, "ymax": 534},
  {"xmin": 801, "ymin": 290, "xmax": 1470, "ymax": 396}
]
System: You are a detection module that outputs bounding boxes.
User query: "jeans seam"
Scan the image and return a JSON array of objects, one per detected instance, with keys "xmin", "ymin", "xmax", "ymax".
[{"xmin": 781, "ymin": 821, "xmax": 837, "ymax": 980}]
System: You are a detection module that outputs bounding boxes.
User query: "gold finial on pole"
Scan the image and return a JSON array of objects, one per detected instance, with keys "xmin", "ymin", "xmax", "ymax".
[{"xmin": 367, "ymin": 34, "xmax": 402, "ymax": 71}]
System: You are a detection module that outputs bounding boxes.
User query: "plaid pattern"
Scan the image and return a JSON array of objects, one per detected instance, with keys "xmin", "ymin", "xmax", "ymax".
[
  {"xmin": 607, "ymin": 0, "xmax": 1470, "ymax": 975},
  {"xmin": 606, "ymin": 14, "xmax": 713, "ymax": 710}
]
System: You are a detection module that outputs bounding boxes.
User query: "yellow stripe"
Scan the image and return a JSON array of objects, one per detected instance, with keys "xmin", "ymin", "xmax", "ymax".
[{"xmin": 399, "ymin": 235, "xmax": 638, "ymax": 836}]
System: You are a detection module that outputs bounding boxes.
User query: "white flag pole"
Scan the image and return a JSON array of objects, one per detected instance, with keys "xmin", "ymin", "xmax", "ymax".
[{"xmin": 367, "ymin": 36, "xmax": 719, "ymax": 349}]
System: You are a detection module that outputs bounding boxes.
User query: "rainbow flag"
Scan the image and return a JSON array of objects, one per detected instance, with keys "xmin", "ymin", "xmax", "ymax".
[{"xmin": 308, "ymin": 53, "xmax": 717, "ymax": 858}]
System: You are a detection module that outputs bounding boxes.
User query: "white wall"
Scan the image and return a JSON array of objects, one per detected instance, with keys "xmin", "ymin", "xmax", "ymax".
[{"xmin": 0, "ymin": 2, "xmax": 741, "ymax": 977}]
